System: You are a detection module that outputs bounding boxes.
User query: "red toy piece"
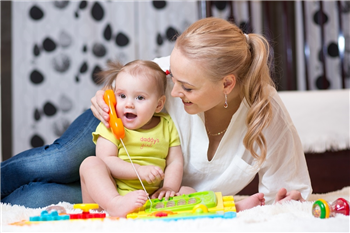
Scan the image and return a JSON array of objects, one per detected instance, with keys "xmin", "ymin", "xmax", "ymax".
[
  {"xmin": 332, "ymin": 198, "xmax": 350, "ymax": 216},
  {"xmin": 69, "ymin": 204, "xmax": 106, "ymax": 219}
]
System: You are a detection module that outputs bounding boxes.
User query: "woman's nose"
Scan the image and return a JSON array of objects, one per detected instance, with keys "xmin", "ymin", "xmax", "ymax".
[{"xmin": 171, "ymin": 83, "xmax": 183, "ymax": 98}]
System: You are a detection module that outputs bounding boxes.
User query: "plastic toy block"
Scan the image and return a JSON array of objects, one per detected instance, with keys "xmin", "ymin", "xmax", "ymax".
[
  {"xmin": 69, "ymin": 203, "xmax": 106, "ymax": 219},
  {"xmin": 29, "ymin": 210, "xmax": 70, "ymax": 222},
  {"xmin": 127, "ymin": 191, "xmax": 237, "ymax": 220},
  {"xmin": 69, "ymin": 212, "xmax": 106, "ymax": 219}
]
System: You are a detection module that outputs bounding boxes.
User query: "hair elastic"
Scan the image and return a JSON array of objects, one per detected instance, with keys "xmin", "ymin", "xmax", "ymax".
[
  {"xmin": 165, "ymin": 70, "xmax": 173, "ymax": 78},
  {"xmin": 244, "ymin": 33, "xmax": 250, "ymax": 43}
]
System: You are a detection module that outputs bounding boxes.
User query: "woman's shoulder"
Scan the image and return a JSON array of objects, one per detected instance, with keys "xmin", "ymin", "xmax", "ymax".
[
  {"xmin": 265, "ymin": 86, "xmax": 298, "ymax": 137},
  {"xmin": 267, "ymin": 86, "xmax": 292, "ymax": 120},
  {"xmin": 152, "ymin": 56, "xmax": 170, "ymax": 71}
]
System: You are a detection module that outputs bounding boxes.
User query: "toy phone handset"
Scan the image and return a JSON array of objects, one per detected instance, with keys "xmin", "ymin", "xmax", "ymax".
[{"xmin": 103, "ymin": 90, "xmax": 125, "ymax": 140}]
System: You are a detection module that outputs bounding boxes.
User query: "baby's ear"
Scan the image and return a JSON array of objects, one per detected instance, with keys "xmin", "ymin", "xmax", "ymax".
[{"xmin": 155, "ymin": 95, "xmax": 166, "ymax": 113}]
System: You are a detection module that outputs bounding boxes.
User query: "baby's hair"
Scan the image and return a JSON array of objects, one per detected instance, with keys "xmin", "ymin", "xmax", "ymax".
[
  {"xmin": 176, "ymin": 17, "xmax": 275, "ymax": 165},
  {"xmin": 97, "ymin": 60, "xmax": 167, "ymax": 97}
]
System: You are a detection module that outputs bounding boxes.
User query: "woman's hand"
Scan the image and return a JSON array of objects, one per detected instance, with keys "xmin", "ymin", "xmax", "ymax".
[
  {"xmin": 91, "ymin": 90, "xmax": 110, "ymax": 127},
  {"xmin": 274, "ymin": 188, "xmax": 305, "ymax": 203}
]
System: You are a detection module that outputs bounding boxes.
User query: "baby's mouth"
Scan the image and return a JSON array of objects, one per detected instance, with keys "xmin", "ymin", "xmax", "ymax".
[{"xmin": 125, "ymin": 113, "xmax": 137, "ymax": 119}]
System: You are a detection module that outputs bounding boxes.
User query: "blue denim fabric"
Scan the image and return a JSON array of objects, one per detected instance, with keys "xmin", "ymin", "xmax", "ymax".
[{"xmin": 1, "ymin": 109, "xmax": 100, "ymax": 208}]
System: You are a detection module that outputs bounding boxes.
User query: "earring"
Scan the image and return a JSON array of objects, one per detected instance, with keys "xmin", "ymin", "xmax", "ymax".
[{"xmin": 224, "ymin": 93, "xmax": 228, "ymax": 109}]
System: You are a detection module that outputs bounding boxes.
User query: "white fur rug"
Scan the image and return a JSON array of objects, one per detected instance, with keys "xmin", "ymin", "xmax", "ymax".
[{"xmin": 1, "ymin": 187, "xmax": 349, "ymax": 232}]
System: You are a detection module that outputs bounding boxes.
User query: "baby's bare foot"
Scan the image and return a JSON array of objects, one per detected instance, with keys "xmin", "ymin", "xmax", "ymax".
[
  {"xmin": 236, "ymin": 193, "xmax": 265, "ymax": 212},
  {"xmin": 106, "ymin": 190, "xmax": 148, "ymax": 217}
]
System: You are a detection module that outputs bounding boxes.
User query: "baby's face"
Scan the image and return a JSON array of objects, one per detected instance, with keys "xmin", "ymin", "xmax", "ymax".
[{"xmin": 114, "ymin": 72, "xmax": 161, "ymax": 130}]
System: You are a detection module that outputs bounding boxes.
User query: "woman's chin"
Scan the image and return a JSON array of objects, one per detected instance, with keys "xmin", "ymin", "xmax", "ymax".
[{"xmin": 183, "ymin": 106, "xmax": 199, "ymax": 115}]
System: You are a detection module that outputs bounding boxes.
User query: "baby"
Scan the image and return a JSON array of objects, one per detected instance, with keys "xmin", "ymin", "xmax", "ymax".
[{"xmin": 79, "ymin": 60, "xmax": 183, "ymax": 217}]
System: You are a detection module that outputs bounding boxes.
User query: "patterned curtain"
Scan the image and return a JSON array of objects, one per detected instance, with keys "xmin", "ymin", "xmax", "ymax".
[
  {"xmin": 11, "ymin": 1, "xmax": 197, "ymax": 155},
  {"xmin": 209, "ymin": 1, "xmax": 262, "ymax": 34},
  {"xmin": 295, "ymin": 1, "xmax": 349, "ymax": 90}
]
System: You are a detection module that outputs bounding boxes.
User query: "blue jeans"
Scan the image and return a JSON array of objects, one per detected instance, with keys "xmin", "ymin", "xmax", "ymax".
[{"xmin": 1, "ymin": 109, "xmax": 100, "ymax": 208}]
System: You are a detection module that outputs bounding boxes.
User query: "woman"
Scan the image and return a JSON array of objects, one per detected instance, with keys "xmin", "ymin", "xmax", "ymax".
[
  {"xmin": 92, "ymin": 17, "xmax": 312, "ymax": 204},
  {"xmin": 1, "ymin": 17, "xmax": 311, "ymax": 207}
]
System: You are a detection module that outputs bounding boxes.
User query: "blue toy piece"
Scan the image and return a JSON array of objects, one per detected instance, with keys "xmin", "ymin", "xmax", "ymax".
[{"xmin": 29, "ymin": 210, "xmax": 70, "ymax": 222}]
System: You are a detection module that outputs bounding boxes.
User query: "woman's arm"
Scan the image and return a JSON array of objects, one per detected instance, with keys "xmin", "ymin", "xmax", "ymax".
[
  {"xmin": 257, "ymin": 127, "xmax": 312, "ymax": 204},
  {"xmin": 151, "ymin": 145, "xmax": 184, "ymax": 199}
]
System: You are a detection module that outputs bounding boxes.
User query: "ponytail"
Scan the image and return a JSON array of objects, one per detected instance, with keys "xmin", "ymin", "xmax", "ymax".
[{"xmin": 242, "ymin": 34, "xmax": 275, "ymax": 165}]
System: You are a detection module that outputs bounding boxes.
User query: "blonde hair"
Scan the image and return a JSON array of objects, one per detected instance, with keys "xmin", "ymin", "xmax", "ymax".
[
  {"xmin": 176, "ymin": 17, "xmax": 275, "ymax": 165},
  {"xmin": 97, "ymin": 60, "xmax": 167, "ymax": 97}
]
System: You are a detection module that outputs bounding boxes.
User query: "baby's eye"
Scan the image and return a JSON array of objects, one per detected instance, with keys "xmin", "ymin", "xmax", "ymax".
[
  {"xmin": 120, "ymin": 94, "xmax": 126, "ymax": 99},
  {"xmin": 136, "ymin": 95, "xmax": 145, "ymax": 100}
]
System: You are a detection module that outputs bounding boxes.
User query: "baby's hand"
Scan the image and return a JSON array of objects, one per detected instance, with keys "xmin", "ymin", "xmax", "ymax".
[
  {"xmin": 137, "ymin": 165, "xmax": 164, "ymax": 184},
  {"xmin": 151, "ymin": 187, "xmax": 179, "ymax": 200}
]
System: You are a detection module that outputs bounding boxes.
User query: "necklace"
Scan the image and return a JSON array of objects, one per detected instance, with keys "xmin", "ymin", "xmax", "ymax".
[{"xmin": 206, "ymin": 127, "xmax": 228, "ymax": 137}]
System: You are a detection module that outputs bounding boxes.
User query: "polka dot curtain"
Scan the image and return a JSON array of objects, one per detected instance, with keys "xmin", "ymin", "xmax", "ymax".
[
  {"xmin": 209, "ymin": 1, "xmax": 262, "ymax": 34},
  {"xmin": 295, "ymin": 1, "xmax": 350, "ymax": 90},
  {"xmin": 12, "ymin": 1, "xmax": 197, "ymax": 155}
]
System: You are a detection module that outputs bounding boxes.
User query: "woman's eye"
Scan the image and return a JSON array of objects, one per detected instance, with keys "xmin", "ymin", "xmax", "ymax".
[
  {"xmin": 182, "ymin": 86, "xmax": 192, "ymax": 92},
  {"xmin": 136, "ymin": 95, "xmax": 145, "ymax": 100}
]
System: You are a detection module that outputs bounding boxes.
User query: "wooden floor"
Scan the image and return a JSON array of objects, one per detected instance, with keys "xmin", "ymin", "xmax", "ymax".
[{"xmin": 237, "ymin": 149, "xmax": 350, "ymax": 195}]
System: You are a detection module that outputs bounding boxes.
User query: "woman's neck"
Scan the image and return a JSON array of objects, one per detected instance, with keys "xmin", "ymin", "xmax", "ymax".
[
  {"xmin": 204, "ymin": 92, "xmax": 243, "ymax": 132},
  {"xmin": 205, "ymin": 92, "xmax": 243, "ymax": 161}
]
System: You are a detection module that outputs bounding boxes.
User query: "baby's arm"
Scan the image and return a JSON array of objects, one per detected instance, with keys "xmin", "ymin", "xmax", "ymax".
[
  {"xmin": 151, "ymin": 145, "xmax": 183, "ymax": 199},
  {"xmin": 96, "ymin": 136, "xmax": 163, "ymax": 183}
]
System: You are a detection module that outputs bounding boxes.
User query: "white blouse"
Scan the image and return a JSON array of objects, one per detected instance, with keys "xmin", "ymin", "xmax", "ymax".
[{"xmin": 154, "ymin": 56, "xmax": 312, "ymax": 204}]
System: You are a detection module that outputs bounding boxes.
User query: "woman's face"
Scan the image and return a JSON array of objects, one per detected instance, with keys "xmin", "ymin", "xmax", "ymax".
[{"xmin": 169, "ymin": 47, "xmax": 225, "ymax": 115}]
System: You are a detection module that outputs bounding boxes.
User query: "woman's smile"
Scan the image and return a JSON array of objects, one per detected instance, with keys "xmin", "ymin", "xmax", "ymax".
[{"xmin": 182, "ymin": 99, "xmax": 193, "ymax": 106}]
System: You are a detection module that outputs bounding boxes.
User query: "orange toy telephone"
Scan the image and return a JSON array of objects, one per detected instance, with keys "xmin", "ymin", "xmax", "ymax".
[{"xmin": 103, "ymin": 90, "xmax": 125, "ymax": 140}]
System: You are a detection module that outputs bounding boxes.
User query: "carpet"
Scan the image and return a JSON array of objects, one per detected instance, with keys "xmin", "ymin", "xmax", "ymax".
[{"xmin": 1, "ymin": 187, "xmax": 349, "ymax": 232}]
